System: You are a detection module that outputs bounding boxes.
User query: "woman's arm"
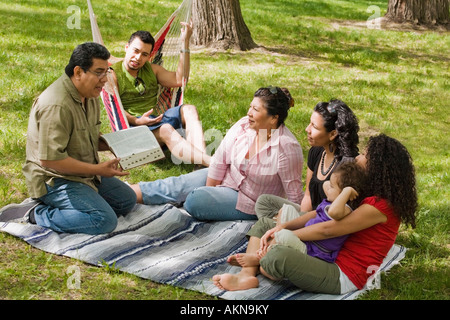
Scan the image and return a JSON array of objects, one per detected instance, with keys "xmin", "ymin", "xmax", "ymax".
[
  {"xmin": 207, "ymin": 118, "xmax": 243, "ymax": 184},
  {"xmin": 206, "ymin": 177, "xmax": 221, "ymax": 187},
  {"xmin": 292, "ymin": 203, "xmax": 388, "ymax": 241},
  {"xmin": 260, "ymin": 210, "xmax": 317, "ymax": 251},
  {"xmin": 282, "ymin": 210, "xmax": 317, "ymax": 230},
  {"xmin": 278, "ymin": 141, "xmax": 304, "ymax": 205},
  {"xmin": 300, "ymin": 168, "xmax": 313, "ymax": 212}
]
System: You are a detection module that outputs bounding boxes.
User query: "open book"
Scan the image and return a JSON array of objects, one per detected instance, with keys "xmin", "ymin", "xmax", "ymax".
[{"xmin": 100, "ymin": 126, "xmax": 165, "ymax": 170}]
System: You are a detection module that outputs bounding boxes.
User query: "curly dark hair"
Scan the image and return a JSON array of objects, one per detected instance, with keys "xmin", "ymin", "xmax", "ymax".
[
  {"xmin": 314, "ymin": 99, "xmax": 360, "ymax": 161},
  {"xmin": 365, "ymin": 134, "xmax": 417, "ymax": 228},
  {"xmin": 254, "ymin": 86, "xmax": 294, "ymax": 127},
  {"xmin": 333, "ymin": 161, "xmax": 368, "ymax": 210}
]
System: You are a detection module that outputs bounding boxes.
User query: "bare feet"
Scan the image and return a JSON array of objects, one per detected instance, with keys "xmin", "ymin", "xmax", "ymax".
[
  {"xmin": 227, "ymin": 253, "xmax": 261, "ymax": 267},
  {"xmin": 227, "ymin": 254, "xmax": 241, "ymax": 266},
  {"xmin": 212, "ymin": 273, "xmax": 259, "ymax": 291}
]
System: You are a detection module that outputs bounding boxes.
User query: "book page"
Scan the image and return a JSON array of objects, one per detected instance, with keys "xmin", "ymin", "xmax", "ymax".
[{"xmin": 100, "ymin": 126, "xmax": 165, "ymax": 169}]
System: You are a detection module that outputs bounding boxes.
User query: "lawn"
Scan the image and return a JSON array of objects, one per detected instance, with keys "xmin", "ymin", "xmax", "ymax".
[{"xmin": 0, "ymin": 0, "xmax": 448, "ymax": 300}]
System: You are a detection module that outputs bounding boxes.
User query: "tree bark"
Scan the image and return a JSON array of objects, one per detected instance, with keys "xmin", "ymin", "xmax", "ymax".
[
  {"xmin": 385, "ymin": 0, "xmax": 449, "ymax": 25},
  {"xmin": 192, "ymin": 0, "xmax": 258, "ymax": 51}
]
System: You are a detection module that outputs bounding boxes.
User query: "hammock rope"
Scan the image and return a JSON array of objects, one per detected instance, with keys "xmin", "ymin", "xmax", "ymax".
[
  {"xmin": 87, "ymin": 0, "xmax": 193, "ymax": 131},
  {"xmin": 152, "ymin": 1, "xmax": 192, "ymax": 116}
]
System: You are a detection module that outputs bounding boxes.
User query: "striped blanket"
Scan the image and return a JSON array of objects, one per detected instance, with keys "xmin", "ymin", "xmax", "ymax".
[{"xmin": 0, "ymin": 202, "xmax": 406, "ymax": 300}]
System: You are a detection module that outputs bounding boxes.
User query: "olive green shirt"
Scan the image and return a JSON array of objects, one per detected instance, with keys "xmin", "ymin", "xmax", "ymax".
[
  {"xmin": 22, "ymin": 74, "xmax": 101, "ymax": 198},
  {"xmin": 111, "ymin": 61, "xmax": 158, "ymax": 116}
]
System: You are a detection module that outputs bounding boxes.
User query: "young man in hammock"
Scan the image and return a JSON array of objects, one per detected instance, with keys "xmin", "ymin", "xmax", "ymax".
[{"xmin": 110, "ymin": 23, "xmax": 211, "ymax": 168}]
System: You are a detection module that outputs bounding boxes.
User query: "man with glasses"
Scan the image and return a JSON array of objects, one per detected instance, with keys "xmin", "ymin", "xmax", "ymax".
[
  {"xmin": 109, "ymin": 26, "xmax": 211, "ymax": 167},
  {"xmin": 7, "ymin": 42, "xmax": 137, "ymax": 234}
]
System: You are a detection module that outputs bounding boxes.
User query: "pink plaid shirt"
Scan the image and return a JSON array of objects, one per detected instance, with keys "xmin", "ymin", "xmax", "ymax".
[{"xmin": 208, "ymin": 116, "xmax": 304, "ymax": 215}]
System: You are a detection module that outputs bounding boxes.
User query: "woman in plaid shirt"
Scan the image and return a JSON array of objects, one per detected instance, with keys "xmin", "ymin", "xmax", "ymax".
[
  {"xmin": 184, "ymin": 86, "xmax": 304, "ymax": 220},
  {"xmin": 131, "ymin": 86, "xmax": 304, "ymax": 221}
]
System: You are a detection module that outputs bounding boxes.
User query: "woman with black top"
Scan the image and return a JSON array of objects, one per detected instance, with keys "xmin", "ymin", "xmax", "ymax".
[
  {"xmin": 255, "ymin": 99, "xmax": 359, "ymax": 219},
  {"xmin": 302, "ymin": 99, "xmax": 359, "ymax": 211}
]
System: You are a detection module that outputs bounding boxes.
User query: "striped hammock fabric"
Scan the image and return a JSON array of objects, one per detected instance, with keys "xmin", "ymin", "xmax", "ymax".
[{"xmin": 87, "ymin": 0, "xmax": 192, "ymax": 132}]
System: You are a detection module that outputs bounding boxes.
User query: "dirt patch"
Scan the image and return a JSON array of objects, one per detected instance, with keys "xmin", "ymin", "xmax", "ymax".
[{"xmin": 330, "ymin": 17, "xmax": 449, "ymax": 33}]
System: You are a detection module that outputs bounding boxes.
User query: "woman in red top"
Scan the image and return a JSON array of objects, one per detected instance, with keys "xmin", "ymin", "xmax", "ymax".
[{"xmin": 213, "ymin": 134, "xmax": 417, "ymax": 294}]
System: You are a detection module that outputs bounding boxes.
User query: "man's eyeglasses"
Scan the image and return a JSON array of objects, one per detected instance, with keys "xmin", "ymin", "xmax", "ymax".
[
  {"xmin": 135, "ymin": 77, "xmax": 146, "ymax": 96},
  {"xmin": 87, "ymin": 68, "xmax": 111, "ymax": 79}
]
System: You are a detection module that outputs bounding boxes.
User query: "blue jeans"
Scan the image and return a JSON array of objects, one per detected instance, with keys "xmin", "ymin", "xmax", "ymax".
[
  {"xmin": 138, "ymin": 168, "xmax": 256, "ymax": 221},
  {"xmin": 184, "ymin": 186, "xmax": 257, "ymax": 221},
  {"xmin": 34, "ymin": 177, "xmax": 136, "ymax": 235},
  {"xmin": 138, "ymin": 168, "xmax": 208, "ymax": 206},
  {"xmin": 145, "ymin": 105, "xmax": 182, "ymax": 131}
]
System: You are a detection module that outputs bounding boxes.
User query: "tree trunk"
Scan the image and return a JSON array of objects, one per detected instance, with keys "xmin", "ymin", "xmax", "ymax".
[
  {"xmin": 385, "ymin": 0, "xmax": 449, "ymax": 25},
  {"xmin": 192, "ymin": 0, "xmax": 258, "ymax": 51}
]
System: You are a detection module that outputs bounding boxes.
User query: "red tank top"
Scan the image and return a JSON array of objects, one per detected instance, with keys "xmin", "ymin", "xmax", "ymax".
[{"xmin": 335, "ymin": 196, "xmax": 400, "ymax": 289}]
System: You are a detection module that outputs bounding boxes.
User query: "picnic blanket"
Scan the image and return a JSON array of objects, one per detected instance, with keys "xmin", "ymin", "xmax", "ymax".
[{"xmin": 0, "ymin": 202, "xmax": 407, "ymax": 300}]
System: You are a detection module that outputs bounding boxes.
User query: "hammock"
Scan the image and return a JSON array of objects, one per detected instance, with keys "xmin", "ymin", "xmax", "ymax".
[{"xmin": 87, "ymin": 0, "xmax": 193, "ymax": 132}]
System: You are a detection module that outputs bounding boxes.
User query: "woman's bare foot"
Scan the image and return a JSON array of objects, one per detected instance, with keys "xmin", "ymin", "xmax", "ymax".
[
  {"xmin": 212, "ymin": 273, "xmax": 259, "ymax": 291},
  {"xmin": 227, "ymin": 253, "xmax": 260, "ymax": 267}
]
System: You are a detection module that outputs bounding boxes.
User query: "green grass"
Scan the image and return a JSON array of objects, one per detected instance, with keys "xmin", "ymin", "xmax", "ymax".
[{"xmin": 0, "ymin": 0, "xmax": 449, "ymax": 300}]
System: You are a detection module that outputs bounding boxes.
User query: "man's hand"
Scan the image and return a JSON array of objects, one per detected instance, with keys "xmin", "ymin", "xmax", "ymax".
[
  {"xmin": 134, "ymin": 109, "xmax": 163, "ymax": 126},
  {"xmin": 98, "ymin": 158, "xmax": 129, "ymax": 177}
]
